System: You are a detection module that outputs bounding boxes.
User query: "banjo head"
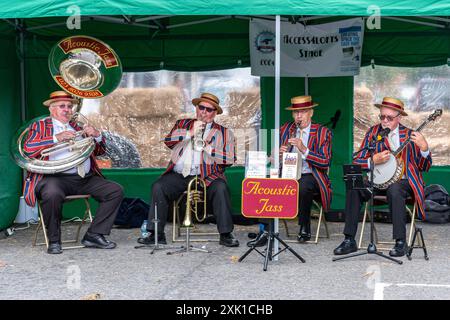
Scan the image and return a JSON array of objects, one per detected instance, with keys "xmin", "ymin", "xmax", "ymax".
[{"xmin": 373, "ymin": 153, "xmax": 397, "ymax": 185}]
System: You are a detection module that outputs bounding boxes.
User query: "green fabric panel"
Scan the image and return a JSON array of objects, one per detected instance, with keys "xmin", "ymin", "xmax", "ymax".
[
  {"xmin": 260, "ymin": 76, "xmax": 353, "ymax": 210},
  {"xmin": 62, "ymin": 167, "xmax": 245, "ymax": 219},
  {"xmin": 1, "ymin": 0, "xmax": 450, "ymax": 18},
  {"xmin": 0, "ymin": 37, "xmax": 22, "ymax": 230}
]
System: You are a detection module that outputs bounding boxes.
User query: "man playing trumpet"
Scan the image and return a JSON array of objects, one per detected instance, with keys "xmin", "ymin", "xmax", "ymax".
[
  {"xmin": 137, "ymin": 92, "xmax": 239, "ymax": 247},
  {"xmin": 22, "ymin": 91, "xmax": 124, "ymax": 254}
]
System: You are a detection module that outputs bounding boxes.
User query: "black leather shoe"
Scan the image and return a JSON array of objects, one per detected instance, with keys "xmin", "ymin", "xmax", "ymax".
[
  {"xmin": 137, "ymin": 232, "xmax": 167, "ymax": 245},
  {"xmin": 47, "ymin": 242, "xmax": 62, "ymax": 254},
  {"xmin": 247, "ymin": 232, "xmax": 268, "ymax": 247},
  {"xmin": 333, "ymin": 239, "xmax": 357, "ymax": 255},
  {"xmin": 297, "ymin": 232, "xmax": 311, "ymax": 243},
  {"xmin": 82, "ymin": 232, "xmax": 116, "ymax": 249},
  {"xmin": 389, "ymin": 239, "xmax": 407, "ymax": 257},
  {"xmin": 220, "ymin": 233, "xmax": 239, "ymax": 247}
]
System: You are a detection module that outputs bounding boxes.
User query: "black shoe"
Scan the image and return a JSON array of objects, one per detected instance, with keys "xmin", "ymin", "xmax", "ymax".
[
  {"xmin": 389, "ymin": 239, "xmax": 407, "ymax": 257},
  {"xmin": 81, "ymin": 232, "xmax": 116, "ymax": 249},
  {"xmin": 137, "ymin": 232, "xmax": 167, "ymax": 245},
  {"xmin": 247, "ymin": 231, "xmax": 268, "ymax": 247},
  {"xmin": 47, "ymin": 242, "xmax": 62, "ymax": 254},
  {"xmin": 333, "ymin": 239, "xmax": 357, "ymax": 255},
  {"xmin": 297, "ymin": 232, "xmax": 311, "ymax": 243},
  {"xmin": 220, "ymin": 233, "xmax": 239, "ymax": 247}
]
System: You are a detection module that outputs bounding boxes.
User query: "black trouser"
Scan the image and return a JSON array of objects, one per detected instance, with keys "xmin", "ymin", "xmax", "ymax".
[
  {"xmin": 258, "ymin": 173, "xmax": 320, "ymax": 233},
  {"xmin": 343, "ymin": 179, "xmax": 413, "ymax": 240},
  {"xmin": 148, "ymin": 172, "xmax": 234, "ymax": 234},
  {"xmin": 35, "ymin": 173, "xmax": 124, "ymax": 243}
]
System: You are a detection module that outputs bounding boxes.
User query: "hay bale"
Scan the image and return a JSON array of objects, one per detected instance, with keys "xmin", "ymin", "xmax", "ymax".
[{"xmin": 99, "ymin": 87, "xmax": 183, "ymax": 118}]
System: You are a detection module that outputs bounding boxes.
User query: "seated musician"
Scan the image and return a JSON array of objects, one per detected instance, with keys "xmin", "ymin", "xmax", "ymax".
[
  {"xmin": 23, "ymin": 91, "xmax": 124, "ymax": 254},
  {"xmin": 137, "ymin": 92, "xmax": 239, "ymax": 247},
  {"xmin": 333, "ymin": 97, "xmax": 432, "ymax": 257},
  {"xmin": 247, "ymin": 95, "xmax": 332, "ymax": 246}
]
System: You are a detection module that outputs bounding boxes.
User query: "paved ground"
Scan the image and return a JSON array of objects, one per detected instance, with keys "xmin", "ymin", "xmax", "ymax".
[{"xmin": 1, "ymin": 219, "xmax": 450, "ymax": 300}]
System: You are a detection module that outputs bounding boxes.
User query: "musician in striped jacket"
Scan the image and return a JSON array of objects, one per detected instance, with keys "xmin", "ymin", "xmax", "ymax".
[
  {"xmin": 247, "ymin": 95, "xmax": 333, "ymax": 247},
  {"xmin": 334, "ymin": 97, "xmax": 432, "ymax": 257},
  {"xmin": 22, "ymin": 91, "xmax": 124, "ymax": 254},
  {"xmin": 137, "ymin": 93, "xmax": 239, "ymax": 247}
]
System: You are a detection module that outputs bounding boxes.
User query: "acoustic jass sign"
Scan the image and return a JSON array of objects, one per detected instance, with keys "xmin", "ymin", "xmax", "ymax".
[{"xmin": 241, "ymin": 178, "xmax": 299, "ymax": 219}]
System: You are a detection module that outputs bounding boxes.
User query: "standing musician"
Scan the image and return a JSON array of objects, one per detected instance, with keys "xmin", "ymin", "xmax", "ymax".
[
  {"xmin": 23, "ymin": 91, "xmax": 124, "ymax": 254},
  {"xmin": 334, "ymin": 97, "xmax": 432, "ymax": 257},
  {"xmin": 247, "ymin": 95, "xmax": 332, "ymax": 246},
  {"xmin": 137, "ymin": 92, "xmax": 239, "ymax": 247}
]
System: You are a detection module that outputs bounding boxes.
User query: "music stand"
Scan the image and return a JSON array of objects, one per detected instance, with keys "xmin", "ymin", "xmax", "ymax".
[
  {"xmin": 333, "ymin": 147, "xmax": 402, "ymax": 265},
  {"xmin": 238, "ymin": 219, "xmax": 305, "ymax": 271}
]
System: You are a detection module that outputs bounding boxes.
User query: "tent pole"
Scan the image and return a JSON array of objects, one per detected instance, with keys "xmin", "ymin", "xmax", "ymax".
[
  {"xmin": 16, "ymin": 19, "xmax": 26, "ymax": 123},
  {"xmin": 273, "ymin": 14, "xmax": 281, "ymax": 261}
]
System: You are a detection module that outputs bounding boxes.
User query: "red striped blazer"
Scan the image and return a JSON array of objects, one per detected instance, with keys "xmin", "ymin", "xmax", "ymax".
[
  {"xmin": 280, "ymin": 122, "xmax": 333, "ymax": 212},
  {"xmin": 353, "ymin": 124, "xmax": 432, "ymax": 219},
  {"xmin": 163, "ymin": 119, "xmax": 236, "ymax": 186},
  {"xmin": 22, "ymin": 117, "xmax": 106, "ymax": 207}
]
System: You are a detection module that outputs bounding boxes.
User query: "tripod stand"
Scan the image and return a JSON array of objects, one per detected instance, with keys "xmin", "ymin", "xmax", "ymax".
[
  {"xmin": 333, "ymin": 142, "xmax": 402, "ymax": 265},
  {"xmin": 239, "ymin": 219, "xmax": 305, "ymax": 271},
  {"xmin": 135, "ymin": 204, "xmax": 182, "ymax": 254}
]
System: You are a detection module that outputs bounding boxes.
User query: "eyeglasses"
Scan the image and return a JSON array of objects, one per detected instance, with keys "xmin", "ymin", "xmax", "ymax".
[
  {"xmin": 198, "ymin": 105, "xmax": 216, "ymax": 113},
  {"xmin": 379, "ymin": 114, "xmax": 400, "ymax": 122},
  {"xmin": 53, "ymin": 104, "xmax": 73, "ymax": 110}
]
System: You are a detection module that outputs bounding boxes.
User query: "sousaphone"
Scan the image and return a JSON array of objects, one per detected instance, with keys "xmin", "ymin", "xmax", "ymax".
[{"xmin": 12, "ymin": 35, "xmax": 122, "ymax": 174}]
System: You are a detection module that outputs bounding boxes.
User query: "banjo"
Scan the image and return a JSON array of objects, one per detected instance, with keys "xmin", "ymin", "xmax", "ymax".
[{"xmin": 373, "ymin": 109, "xmax": 442, "ymax": 189}]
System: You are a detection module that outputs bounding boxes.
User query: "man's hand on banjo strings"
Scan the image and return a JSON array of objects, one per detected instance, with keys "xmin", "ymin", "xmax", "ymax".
[{"xmin": 373, "ymin": 150, "xmax": 391, "ymax": 165}]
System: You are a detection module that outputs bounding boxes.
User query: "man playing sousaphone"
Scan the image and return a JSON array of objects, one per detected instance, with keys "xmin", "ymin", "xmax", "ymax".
[
  {"xmin": 137, "ymin": 92, "xmax": 239, "ymax": 247},
  {"xmin": 334, "ymin": 97, "xmax": 432, "ymax": 257},
  {"xmin": 247, "ymin": 95, "xmax": 332, "ymax": 246},
  {"xmin": 22, "ymin": 91, "xmax": 124, "ymax": 254}
]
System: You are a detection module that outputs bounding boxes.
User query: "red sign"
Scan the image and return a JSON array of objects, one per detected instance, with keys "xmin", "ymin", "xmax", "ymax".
[
  {"xmin": 241, "ymin": 178, "xmax": 299, "ymax": 219},
  {"xmin": 54, "ymin": 76, "xmax": 104, "ymax": 98}
]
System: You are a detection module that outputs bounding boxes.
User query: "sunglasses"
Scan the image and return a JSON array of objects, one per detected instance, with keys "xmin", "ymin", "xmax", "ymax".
[
  {"xmin": 379, "ymin": 114, "xmax": 400, "ymax": 122},
  {"xmin": 198, "ymin": 105, "xmax": 216, "ymax": 113}
]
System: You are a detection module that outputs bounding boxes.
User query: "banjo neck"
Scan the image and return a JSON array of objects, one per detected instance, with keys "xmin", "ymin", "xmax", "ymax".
[{"xmin": 391, "ymin": 109, "xmax": 442, "ymax": 157}]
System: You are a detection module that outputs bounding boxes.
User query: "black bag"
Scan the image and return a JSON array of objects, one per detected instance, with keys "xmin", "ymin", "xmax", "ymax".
[
  {"xmin": 114, "ymin": 198, "xmax": 149, "ymax": 228},
  {"xmin": 424, "ymin": 185, "xmax": 450, "ymax": 224}
]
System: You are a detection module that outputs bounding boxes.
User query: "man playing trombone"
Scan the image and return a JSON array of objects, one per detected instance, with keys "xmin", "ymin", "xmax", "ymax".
[
  {"xmin": 137, "ymin": 92, "xmax": 239, "ymax": 247},
  {"xmin": 22, "ymin": 91, "xmax": 124, "ymax": 254}
]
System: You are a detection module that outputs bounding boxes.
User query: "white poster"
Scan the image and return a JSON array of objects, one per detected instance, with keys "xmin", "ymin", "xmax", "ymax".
[{"xmin": 250, "ymin": 18, "xmax": 364, "ymax": 77}]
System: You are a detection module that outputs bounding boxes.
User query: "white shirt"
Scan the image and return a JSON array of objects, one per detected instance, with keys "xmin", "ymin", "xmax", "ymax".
[
  {"xmin": 51, "ymin": 118, "xmax": 102, "ymax": 175},
  {"xmin": 295, "ymin": 122, "xmax": 312, "ymax": 174},
  {"xmin": 174, "ymin": 122, "xmax": 213, "ymax": 176}
]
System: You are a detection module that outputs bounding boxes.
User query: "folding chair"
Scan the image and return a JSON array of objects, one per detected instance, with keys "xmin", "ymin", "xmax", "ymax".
[
  {"xmin": 282, "ymin": 193, "xmax": 330, "ymax": 244},
  {"xmin": 33, "ymin": 195, "xmax": 93, "ymax": 250},
  {"xmin": 358, "ymin": 195, "xmax": 420, "ymax": 250}
]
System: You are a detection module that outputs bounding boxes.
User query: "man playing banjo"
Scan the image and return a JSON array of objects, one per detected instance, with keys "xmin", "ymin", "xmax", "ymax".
[{"xmin": 334, "ymin": 97, "xmax": 432, "ymax": 257}]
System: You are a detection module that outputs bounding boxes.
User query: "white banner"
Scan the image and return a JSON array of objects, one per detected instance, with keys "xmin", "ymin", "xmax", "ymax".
[{"xmin": 250, "ymin": 18, "xmax": 364, "ymax": 77}]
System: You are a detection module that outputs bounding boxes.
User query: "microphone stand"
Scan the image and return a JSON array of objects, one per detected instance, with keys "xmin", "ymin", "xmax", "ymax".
[{"xmin": 333, "ymin": 138, "xmax": 402, "ymax": 265}]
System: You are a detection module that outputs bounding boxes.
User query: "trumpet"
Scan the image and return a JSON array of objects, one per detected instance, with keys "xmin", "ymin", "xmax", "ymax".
[{"xmin": 192, "ymin": 122, "xmax": 206, "ymax": 152}]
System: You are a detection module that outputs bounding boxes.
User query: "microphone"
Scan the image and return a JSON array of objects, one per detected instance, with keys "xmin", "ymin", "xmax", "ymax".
[
  {"xmin": 375, "ymin": 127, "xmax": 391, "ymax": 141},
  {"xmin": 330, "ymin": 110, "xmax": 341, "ymax": 129}
]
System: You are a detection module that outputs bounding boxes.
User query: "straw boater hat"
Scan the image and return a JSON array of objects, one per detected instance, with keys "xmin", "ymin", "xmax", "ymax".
[
  {"xmin": 285, "ymin": 95, "xmax": 318, "ymax": 111},
  {"xmin": 192, "ymin": 92, "xmax": 223, "ymax": 115},
  {"xmin": 43, "ymin": 91, "xmax": 78, "ymax": 107},
  {"xmin": 374, "ymin": 97, "xmax": 408, "ymax": 116}
]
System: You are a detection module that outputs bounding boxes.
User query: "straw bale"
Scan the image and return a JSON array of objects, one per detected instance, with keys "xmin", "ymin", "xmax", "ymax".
[{"xmin": 99, "ymin": 86, "xmax": 183, "ymax": 118}]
